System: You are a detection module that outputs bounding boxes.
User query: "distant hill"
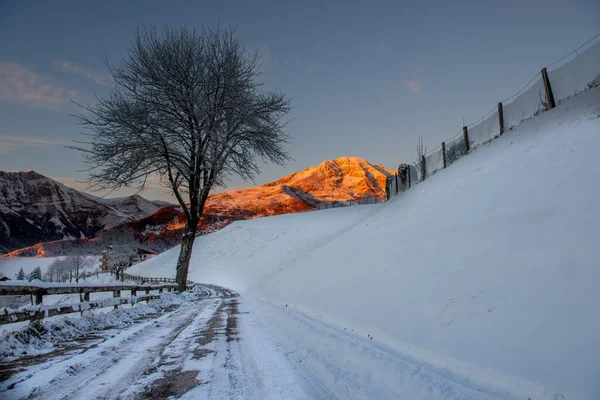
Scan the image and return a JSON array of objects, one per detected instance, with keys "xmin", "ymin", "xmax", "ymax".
[
  {"xmin": 0, "ymin": 171, "xmax": 169, "ymax": 254},
  {"xmin": 2, "ymin": 157, "xmax": 396, "ymax": 257}
]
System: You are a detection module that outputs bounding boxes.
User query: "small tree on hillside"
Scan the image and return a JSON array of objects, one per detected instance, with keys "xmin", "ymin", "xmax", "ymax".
[
  {"xmin": 108, "ymin": 245, "xmax": 137, "ymax": 281},
  {"xmin": 103, "ymin": 228, "xmax": 138, "ymax": 281},
  {"xmin": 73, "ymin": 26, "xmax": 291, "ymax": 291},
  {"xmin": 414, "ymin": 136, "xmax": 427, "ymax": 182},
  {"xmin": 16, "ymin": 267, "xmax": 25, "ymax": 281},
  {"xmin": 28, "ymin": 266, "xmax": 42, "ymax": 282}
]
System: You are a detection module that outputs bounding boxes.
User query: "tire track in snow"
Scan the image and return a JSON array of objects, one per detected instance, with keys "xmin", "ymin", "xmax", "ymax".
[
  {"xmin": 17, "ymin": 303, "xmax": 203, "ymax": 400},
  {"xmin": 0, "ymin": 286, "xmax": 229, "ymax": 400},
  {"xmin": 252, "ymin": 298, "xmax": 541, "ymax": 400},
  {"xmin": 1, "ymin": 285, "xmax": 322, "ymax": 400}
]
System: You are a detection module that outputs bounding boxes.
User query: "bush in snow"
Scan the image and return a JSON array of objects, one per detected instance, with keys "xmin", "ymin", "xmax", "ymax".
[
  {"xmin": 445, "ymin": 140, "xmax": 467, "ymax": 166},
  {"xmin": 413, "ymin": 136, "xmax": 427, "ymax": 182}
]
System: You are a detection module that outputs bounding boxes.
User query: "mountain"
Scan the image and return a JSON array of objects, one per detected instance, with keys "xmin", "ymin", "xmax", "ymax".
[
  {"xmin": 2, "ymin": 157, "xmax": 395, "ymax": 257},
  {"xmin": 125, "ymin": 157, "xmax": 396, "ymax": 241},
  {"xmin": 0, "ymin": 171, "xmax": 168, "ymax": 254}
]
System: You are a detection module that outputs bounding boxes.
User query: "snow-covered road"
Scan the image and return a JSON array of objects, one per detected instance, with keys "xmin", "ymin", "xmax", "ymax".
[{"xmin": 0, "ymin": 285, "xmax": 327, "ymax": 400}]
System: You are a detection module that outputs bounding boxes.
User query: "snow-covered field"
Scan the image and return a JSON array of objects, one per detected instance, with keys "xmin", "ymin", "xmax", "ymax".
[
  {"xmin": 0, "ymin": 256, "xmax": 101, "ymax": 280},
  {"xmin": 127, "ymin": 87, "xmax": 600, "ymax": 399}
]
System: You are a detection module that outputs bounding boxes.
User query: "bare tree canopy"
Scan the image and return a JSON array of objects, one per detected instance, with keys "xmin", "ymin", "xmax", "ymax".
[{"xmin": 73, "ymin": 26, "xmax": 292, "ymax": 290}]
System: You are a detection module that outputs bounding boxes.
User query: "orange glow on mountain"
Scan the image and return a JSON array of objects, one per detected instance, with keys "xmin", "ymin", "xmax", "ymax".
[
  {"xmin": 136, "ymin": 157, "xmax": 396, "ymax": 242},
  {"xmin": 195, "ymin": 156, "xmax": 395, "ymax": 230},
  {"xmin": 3, "ymin": 157, "xmax": 396, "ymax": 257}
]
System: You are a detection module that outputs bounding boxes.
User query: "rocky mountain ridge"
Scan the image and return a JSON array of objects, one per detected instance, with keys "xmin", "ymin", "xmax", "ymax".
[{"xmin": 0, "ymin": 170, "xmax": 168, "ymax": 254}]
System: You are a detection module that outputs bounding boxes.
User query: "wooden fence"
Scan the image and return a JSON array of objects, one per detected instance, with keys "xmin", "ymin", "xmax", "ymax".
[
  {"xmin": 123, "ymin": 273, "xmax": 193, "ymax": 286},
  {"xmin": 397, "ymin": 36, "xmax": 600, "ymax": 187},
  {"xmin": 0, "ymin": 281, "xmax": 192, "ymax": 325}
]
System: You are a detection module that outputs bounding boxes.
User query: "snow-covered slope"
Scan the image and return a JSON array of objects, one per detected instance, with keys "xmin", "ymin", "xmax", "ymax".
[
  {"xmin": 0, "ymin": 172, "xmax": 167, "ymax": 254},
  {"xmin": 128, "ymin": 87, "xmax": 600, "ymax": 399}
]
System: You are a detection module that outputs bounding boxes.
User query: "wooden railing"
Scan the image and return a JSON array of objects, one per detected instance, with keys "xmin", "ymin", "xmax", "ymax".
[
  {"xmin": 123, "ymin": 273, "xmax": 193, "ymax": 286},
  {"xmin": 0, "ymin": 281, "xmax": 193, "ymax": 325}
]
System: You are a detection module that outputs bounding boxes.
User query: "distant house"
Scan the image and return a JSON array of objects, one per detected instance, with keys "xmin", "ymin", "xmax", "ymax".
[
  {"xmin": 0, "ymin": 273, "xmax": 11, "ymax": 281},
  {"xmin": 99, "ymin": 250, "xmax": 110, "ymax": 271},
  {"xmin": 132, "ymin": 248, "xmax": 158, "ymax": 264},
  {"xmin": 99, "ymin": 247, "xmax": 157, "ymax": 270}
]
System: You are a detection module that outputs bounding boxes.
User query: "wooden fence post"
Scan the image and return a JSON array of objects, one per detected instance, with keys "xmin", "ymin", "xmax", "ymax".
[
  {"xmin": 35, "ymin": 293, "xmax": 43, "ymax": 305},
  {"xmin": 463, "ymin": 126, "xmax": 470, "ymax": 153},
  {"xmin": 113, "ymin": 290, "xmax": 120, "ymax": 310},
  {"xmin": 407, "ymin": 166, "xmax": 411, "ymax": 188},
  {"xmin": 541, "ymin": 68, "xmax": 556, "ymax": 110},
  {"xmin": 395, "ymin": 174, "xmax": 399, "ymax": 195},
  {"xmin": 441, "ymin": 142, "xmax": 447, "ymax": 169},
  {"xmin": 421, "ymin": 155, "xmax": 426, "ymax": 181},
  {"xmin": 80, "ymin": 292, "xmax": 90, "ymax": 316},
  {"xmin": 497, "ymin": 102, "xmax": 504, "ymax": 135}
]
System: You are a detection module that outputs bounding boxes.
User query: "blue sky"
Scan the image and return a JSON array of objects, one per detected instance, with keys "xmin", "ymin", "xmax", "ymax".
[{"xmin": 0, "ymin": 0, "xmax": 598, "ymax": 200}]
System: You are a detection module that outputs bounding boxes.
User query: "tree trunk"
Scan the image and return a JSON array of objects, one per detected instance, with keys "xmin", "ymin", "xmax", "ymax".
[{"xmin": 175, "ymin": 220, "xmax": 198, "ymax": 292}]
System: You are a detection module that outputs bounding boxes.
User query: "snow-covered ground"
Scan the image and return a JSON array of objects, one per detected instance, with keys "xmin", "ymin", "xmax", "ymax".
[
  {"xmin": 0, "ymin": 273, "xmax": 155, "ymax": 337},
  {"xmin": 126, "ymin": 87, "xmax": 600, "ymax": 399},
  {"xmin": 0, "ymin": 256, "xmax": 101, "ymax": 280},
  {"xmin": 0, "ymin": 285, "xmax": 327, "ymax": 400}
]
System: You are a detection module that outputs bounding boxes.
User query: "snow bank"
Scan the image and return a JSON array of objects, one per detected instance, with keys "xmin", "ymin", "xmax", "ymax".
[{"xmin": 128, "ymin": 87, "xmax": 600, "ymax": 399}]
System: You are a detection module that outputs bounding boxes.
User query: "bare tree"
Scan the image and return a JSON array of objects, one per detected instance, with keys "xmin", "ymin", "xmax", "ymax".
[
  {"xmin": 44, "ymin": 256, "xmax": 92, "ymax": 283},
  {"xmin": 108, "ymin": 245, "xmax": 137, "ymax": 282},
  {"xmin": 104, "ymin": 228, "xmax": 138, "ymax": 281},
  {"xmin": 72, "ymin": 27, "xmax": 291, "ymax": 291},
  {"xmin": 70, "ymin": 255, "xmax": 93, "ymax": 283},
  {"xmin": 414, "ymin": 136, "xmax": 427, "ymax": 182}
]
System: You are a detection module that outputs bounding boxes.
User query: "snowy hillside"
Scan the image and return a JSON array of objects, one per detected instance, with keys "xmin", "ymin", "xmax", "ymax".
[{"xmin": 128, "ymin": 87, "xmax": 600, "ymax": 399}]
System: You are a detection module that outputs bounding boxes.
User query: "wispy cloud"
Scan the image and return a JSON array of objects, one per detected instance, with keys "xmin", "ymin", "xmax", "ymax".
[
  {"xmin": 0, "ymin": 135, "xmax": 71, "ymax": 153},
  {"xmin": 0, "ymin": 61, "xmax": 80, "ymax": 110},
  {"xmin": 403, "ymin": 80, "xmax": 423, "ymax": 95},
  {"xmin": 52, "ymin": 59, "xmax": 111, "ymax": 86}
]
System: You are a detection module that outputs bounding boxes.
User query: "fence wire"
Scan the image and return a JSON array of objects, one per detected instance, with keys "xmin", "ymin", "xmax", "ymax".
[
  {"xmin": 548, "ymin": 39, "xmax": 600, "ymax": 103},
  {"xmin": 469, "ymin": 110, "xmax": 499, "ymax": 148},
  {"xmin": 387, "ymin": 34, "xmax": 600, "ymax": 198},
  {"xmin": 425, "ymin": 147, "xmax": 444, "ymax": 177},
  {"xmin": 503, "ymin": 75, "xmax": 546, "ymax": 130}
]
